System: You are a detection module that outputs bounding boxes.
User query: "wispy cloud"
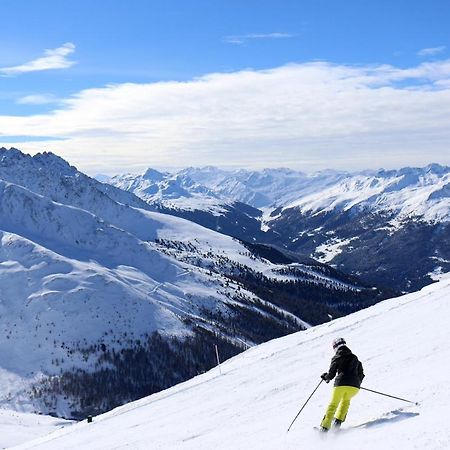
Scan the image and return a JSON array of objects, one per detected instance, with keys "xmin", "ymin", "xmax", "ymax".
[
  {"xmin": 0, "ymin": 42, "xmax": 76, "ymax": 76},
  {"xmin": 417, "ymin": 46, "xmax": 446, "ymax": 57},
  {"xmin": 1, "ymin": 59, "xmax": 450, "ymax": 172},
  {"xmin": 16, "ymin": 94, "xmax": 58, "ymax": 105},
  {"xmin": 223, "ymin": 32, "xmax": 295, "ymax": 44}
]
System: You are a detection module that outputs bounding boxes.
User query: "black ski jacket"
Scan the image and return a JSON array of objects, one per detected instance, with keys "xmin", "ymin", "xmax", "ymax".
[{"xmin": 325, "ymin": 346, "xmax": 364, "ymax": 388}]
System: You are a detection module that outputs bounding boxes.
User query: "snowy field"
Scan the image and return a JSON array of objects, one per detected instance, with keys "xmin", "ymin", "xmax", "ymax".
[
  {"xmin": 10, "ymin": 274, "xmax": 450, "ymax": 449},
  {"xmin": 0, "ymin": 410, "xmax": 71, "ymax": 449}
]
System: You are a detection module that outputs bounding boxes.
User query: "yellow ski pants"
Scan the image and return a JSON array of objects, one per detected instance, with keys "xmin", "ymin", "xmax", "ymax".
[{"xmin": 320, "ymin": 386, "xmax": 359, "ymax": 430}]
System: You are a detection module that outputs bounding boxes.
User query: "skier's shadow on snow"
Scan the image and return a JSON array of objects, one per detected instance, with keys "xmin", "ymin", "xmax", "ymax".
[{"xmin": 352, "ymin": 409, "xmax": 419, "ymax": 430}]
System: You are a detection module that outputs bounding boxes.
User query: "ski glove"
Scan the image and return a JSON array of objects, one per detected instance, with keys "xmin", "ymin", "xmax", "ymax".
[{"xmin": 321, "ymin": 372, "xmax": 330, "ymax": 383}]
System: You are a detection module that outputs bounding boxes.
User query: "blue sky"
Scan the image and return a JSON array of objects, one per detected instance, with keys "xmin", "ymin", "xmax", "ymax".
[{"xmin": 1, "ymin": 0, "xmax": 450, "ymax": 173}]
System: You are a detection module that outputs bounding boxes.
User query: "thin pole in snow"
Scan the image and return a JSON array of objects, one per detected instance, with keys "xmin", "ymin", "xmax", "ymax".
[{"xmin": 214, "ymin": 344, "xmax": 222, "ymax": 375}]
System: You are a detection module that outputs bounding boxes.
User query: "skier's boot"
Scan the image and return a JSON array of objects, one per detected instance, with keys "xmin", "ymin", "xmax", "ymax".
[
  {"xmin": 319, "ymin": 426, "xmax": 329, "ymax": 433},
  {"xmin": 332, "ymin": 418, "xmax": 343, "ymax": 430}
]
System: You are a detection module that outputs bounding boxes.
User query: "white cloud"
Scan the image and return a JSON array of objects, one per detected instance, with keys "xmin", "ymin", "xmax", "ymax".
[
  {"xmin": 17, "ymin": 94, "xmax": 58, "ymax": 105},
  {"xmin": 0, "ymin": 43, "xmax": 76, "ymax": 76},
  {"xmin": 223, "ymin": 33, "xmax": 295, "ymax": 44},
  {"xmin": 417, "ymin": 46, "xmax": 446, "ymax": 57},
  {"xmin": 1, "ymin": 59, "xmax": 450, "ymax": 173}
]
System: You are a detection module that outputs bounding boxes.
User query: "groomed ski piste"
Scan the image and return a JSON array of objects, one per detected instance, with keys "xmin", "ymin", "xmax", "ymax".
[
  {"xmin": 10, "ymin": 274, "xmax": 450, "ymax": 449},
  {"xmin": 0, "ymin": 410, "xmax": 71, "ymax": 449}
]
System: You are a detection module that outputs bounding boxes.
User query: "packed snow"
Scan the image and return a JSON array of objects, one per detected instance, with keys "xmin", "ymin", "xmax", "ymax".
[
  {"xmin": 0, "ymin": 410, "xmax": 71, "ymax": 449},
  {"xmin": 12, "ymin": 274, "xmax": 450, "ymax": 450}
]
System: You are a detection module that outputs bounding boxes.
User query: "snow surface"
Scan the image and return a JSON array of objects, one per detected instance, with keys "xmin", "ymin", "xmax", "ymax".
[
  {"xmin": 0, "ymin": 410, "xmax": 71, "ymax": 449},
  {"xmin": 314, "ymin": 238, "xmax": 357, "ymax": 264},
  {"xmin": 110, "ymin": 170, "xmax": 228, "ymax": 215},
  {"xmin": 12, "ymin": 274, "xmax": 450, "ymax": 450}
]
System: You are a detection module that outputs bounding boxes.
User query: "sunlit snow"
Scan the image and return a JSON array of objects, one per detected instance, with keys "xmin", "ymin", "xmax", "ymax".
[{"xmin": 12, "ymin": 274, "xmax": 450, "ymax": 450}]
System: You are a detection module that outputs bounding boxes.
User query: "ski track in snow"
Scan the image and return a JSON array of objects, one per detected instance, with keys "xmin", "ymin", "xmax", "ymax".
[{"xmin": 10, "ymin": 274, "xmax": 450, "ymax": 450}]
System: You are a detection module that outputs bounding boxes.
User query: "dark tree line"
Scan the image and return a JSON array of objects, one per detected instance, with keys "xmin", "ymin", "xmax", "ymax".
[
  {"xmin": 225, "ymin": 265, "xmax": 394, "ymax": 325},
  {"xmin": 31, "ymin": 328, "xmax": 242, "ymax": 420}
]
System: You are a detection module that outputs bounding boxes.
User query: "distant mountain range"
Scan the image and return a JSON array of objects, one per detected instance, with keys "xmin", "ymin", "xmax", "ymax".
[
  {"xmin": 109, "ymin": 164, "xmax": 450, "ymax": 291},
  {"xmin": 0, "ymin": 148, "xmax": 389, "ymax": 419}
]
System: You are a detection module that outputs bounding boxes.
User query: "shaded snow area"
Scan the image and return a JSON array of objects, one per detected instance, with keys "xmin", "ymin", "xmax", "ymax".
[
  {"xmin": 0, "ymin": 410, "xmax": 71, "ymax": 449},
  {"xmin": 13, "ymin": 274, "xmax": 450, "ymax": 450}
]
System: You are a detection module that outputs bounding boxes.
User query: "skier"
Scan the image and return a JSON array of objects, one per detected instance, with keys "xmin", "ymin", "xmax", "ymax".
[{"xmin": 319, "ymin": 337, "xmax": 364, "ymax": 432}]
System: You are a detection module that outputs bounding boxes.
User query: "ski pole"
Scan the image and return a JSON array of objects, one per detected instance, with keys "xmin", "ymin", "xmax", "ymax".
[
  {"xmin": 360, "ymin": 387, "xmax": 419, "ymax": 405},
  {"xmin": 287, "ymin": 379, "xmax": 323, "ymax": 433}
]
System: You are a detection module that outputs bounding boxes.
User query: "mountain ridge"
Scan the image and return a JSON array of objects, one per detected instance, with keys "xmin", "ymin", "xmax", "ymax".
[
  {"xmin": 0, "ymin": 148, "xmax": 388, "ymax": 418},
  {"xmin": 109, "ymin": 163, "xmax": 450, "ymax": 291}
]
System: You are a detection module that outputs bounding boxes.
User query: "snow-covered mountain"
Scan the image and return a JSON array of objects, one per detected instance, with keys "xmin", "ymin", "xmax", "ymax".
[
  {"xmin": 0, "ymin": 148, "xmax": 387, "ymax": 419},
  {"xmin": 176, "ymin": 167, "xmax": 321, "ymax": 209},
  {"xmin": 178, "ymin": 165, "xmax": 450, "ymax": 221},
  {"xmin": 13, "ymin": 273, "xmax": 450, "ymax": 450},
  {"xmin": 109, "ymin": 169, "xmax": 276, "ymax": 242},
  {"xmin": 111, "ymin": 168, "xmax": 223, "ymax": 213},
  {"xmin": 279, "ymin": 164, "xmax": 450, "ymax": 222},
  {"xmin": 111, "ymin": 164, "xmax": 450, "ymax": 221},
  {"xmin": 110, "ymin": 164, "xmax": 450, "ymax": 291},
  {"xmin": 266, "ymin": 164, "xmax": 450, "ymax": 291}
]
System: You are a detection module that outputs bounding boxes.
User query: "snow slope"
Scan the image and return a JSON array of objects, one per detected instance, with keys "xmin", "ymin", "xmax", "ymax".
[
  {"xmin": 13, "ymin": 274, "xmax": 450, "ymax": 450},
  {"xmin": 108, "ymin": 168, "xmax": 272, "ymax": 244},
  {"xmin": 110, "ymin": 167, "xmax": 339, "ymax": 212},
  {"xmin": 0, "ymin": 168, "xmax": 294, "ymax": 414},
  {"xmin": 0, "ymin": 411, "xmax": 71, "ymax": 449},
  {"xmin": 178, "ymin": 167, "xmax": 327, "ymax": 209},
  {"xmin": 282, "ymin": 165, "xmax": 450, "ymax": 224},
  {"xmin": 110, "ymin": 169, "xmax": 227, "ymax": 215},
  {"xmin": 3, "ymin": 148, "xmax": 382, "ymax": 418}
]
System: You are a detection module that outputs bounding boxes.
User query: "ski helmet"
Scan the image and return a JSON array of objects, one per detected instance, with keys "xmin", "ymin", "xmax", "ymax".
[{"xmin": 332, "ymin": 337, "xmax": 346, "ymax": 350}]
